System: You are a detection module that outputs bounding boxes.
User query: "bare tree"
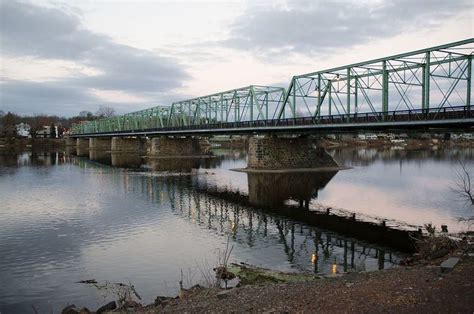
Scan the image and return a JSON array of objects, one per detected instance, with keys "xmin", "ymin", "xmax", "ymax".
[
  {"xmin": 452, "ymin": 161, "xmax": 474, "ymax": 205},
  {"xmin": 95, "ymin": 106, "xmax": 116, "ymax": 118},
  {"xmin": 79, "ymin": 110, "xmax": 93, "ymax": 118}
]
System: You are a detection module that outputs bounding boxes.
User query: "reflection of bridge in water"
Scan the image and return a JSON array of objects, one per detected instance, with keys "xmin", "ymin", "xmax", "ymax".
[
  {"xmin": 67, "ymin": 152, "xmax": 403, "ymax": 273},
  {"xmin": 123, "ymin": 173, "xmax": 399, "ymax": 273}
]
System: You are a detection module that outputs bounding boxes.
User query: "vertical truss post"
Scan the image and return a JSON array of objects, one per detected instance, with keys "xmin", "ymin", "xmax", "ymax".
[
  {"xmin": 467, "ymin": 54, "xmax": 472, "ymax": 109},
  {"xmin": 207, "ymin": 96, "xmax": 211, "ymax": 123},
  {"xmin": 347, "ymin": 67, "xmax": 351, "ymax": 121},
  {"xmin": 236, "ymin": 98, "xmax": 240, "ymax": 122},
  {"xmin": 424, "ymin": 51, "xmax": 431, "ymax": 110},
  {"xmin": 317, "ymin": 74, "xmax": 321, "ymax": 119},
  {"xmin": 225, "ymin": 99, "xmax": 229, "ymax": 122},
  {"xmin": 265, "ymin": 92, "xmax": 269, "ymax": 120},
  {"xmin": 328, "ymin": 81, "xmax": 332, "ymax": 116},
  {"xmin": 250, "ymin": 88, "xmax": 254, "ymax": 121},
  {"xmin": 220, "ymin": 94, "xmax": 224, "ymax": 122},
  {"xmin": 355, "ymin": 76, "xmax": 358, "ymax": 113},
  {"xmin": 196, "ymin": 98, "xmax": 201, "ymax": 124},
  {"xmin": 382, "ymin": 60, "xmax": 389, "ymax": 116},
  {"xmin": 292, "ymin": 80, "xmax": 296, "ymax": 118}
]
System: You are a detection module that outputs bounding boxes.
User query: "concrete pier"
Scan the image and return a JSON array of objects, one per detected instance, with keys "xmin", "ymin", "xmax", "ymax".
[
  {"xmin": 89, "ymin": 138, "xmax": 112, "ymax": 150},
  {"xmin": 149, "ymin": 137, "xmax": 202, "ymax": 156},
  {"xmin": 76, "ymin": 138, "xmax": 89, "ymax": 148},
  {"xmin": 76, "ymin": 138, "xmax": 90, "ymax": 157},
  {"xmin": 111, "ymin": 137, "xmax": 146, "ymax": 153},
  {"xmin": 247, "ymin": 136, "xmax": 338, "ymax": 170}
]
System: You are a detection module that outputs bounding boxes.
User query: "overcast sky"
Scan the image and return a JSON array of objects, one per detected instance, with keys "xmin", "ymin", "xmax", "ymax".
[{"xmin": 0, "ymin": 0, "xmax": 472, "ymax": 117}]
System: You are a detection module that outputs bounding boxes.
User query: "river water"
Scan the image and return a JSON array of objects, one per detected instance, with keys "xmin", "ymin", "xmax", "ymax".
[{"xmin": 0, "ymin": 146, "xmax": 472, "ymax": 313}]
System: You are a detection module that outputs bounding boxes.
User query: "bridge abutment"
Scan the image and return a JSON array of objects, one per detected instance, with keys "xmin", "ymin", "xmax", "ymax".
[
  {"xmin": 111, "ymin": 137, "xmax": 146, "ymax": 153},
  {"xmin": 149, "ymin": 137, "xmax": 202, "ymax": 157},
  {"xmin": 247, "ymin": 136, "xmax": 338, "ymax": 170}
]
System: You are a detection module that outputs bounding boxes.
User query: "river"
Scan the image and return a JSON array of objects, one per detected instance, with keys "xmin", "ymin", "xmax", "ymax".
[{"xmin": 0, "ymin": 146, "xmax": 472, "ymax": 313}]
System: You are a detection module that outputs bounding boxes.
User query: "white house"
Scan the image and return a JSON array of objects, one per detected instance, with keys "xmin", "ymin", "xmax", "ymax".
[{"xmin": 16, "ymin": 123, "xmax": 31, "ymax": 137}]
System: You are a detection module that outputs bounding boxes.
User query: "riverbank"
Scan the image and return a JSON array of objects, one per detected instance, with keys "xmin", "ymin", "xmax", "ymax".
[
  {"xmin": 65, "ymin": 235, "xmax": 474, "ymax": 313},
  {"xmin": 0, "ymin": 137, "xmax": 65, "ymax": 148},
  {"xmin": 152, "ymin": 257, "xmax": 474, "ymax": 313},
  {"xmin": 90, "ymin": 251, "xmax": 473, "ymax": 313}
]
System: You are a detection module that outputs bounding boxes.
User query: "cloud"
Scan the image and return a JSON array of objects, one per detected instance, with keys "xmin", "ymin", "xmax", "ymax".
[
  {"xmin": 223, "ymin": 0, "xmax": 471, "ymax": 57},
  {"xmin": 0, "ymin": 79, "xmax": 189, "ymax": 116},
  {"xmin": 0, "ymin": 80, "xmax": 112, "ymax": 116},
  {"xmin": 0, "ymin": 0, "xmax": 189, "ymax": 116}
]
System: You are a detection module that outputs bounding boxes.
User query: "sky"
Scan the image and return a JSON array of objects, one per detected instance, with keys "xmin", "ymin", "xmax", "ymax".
[{"xmin": 0, "ymin": 0, "xmax": 473, "ymax": 117}]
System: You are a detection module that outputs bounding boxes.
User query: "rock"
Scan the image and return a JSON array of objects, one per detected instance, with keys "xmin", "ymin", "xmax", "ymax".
[
  {"xmin": 217, "ymin": 289, "xmax": 233, "ymax": 299},
  {"xmin": 399, "ymin": 257, "xmax": 414, "ymax": 266},
  {"xmin": 188, "ymin": 284, "xmax": 204, "ymax": 291},
  {"xmin": 154, "ymin": 296, "xmax": 174, "ymax": 306},
  {"xmin": 122, "ymin": 300, "xmax": 141, "ymax": 308},
  {"xmin": 61, "ymin": 305, "xmax": 77, "ymax": 314},
  {"xmin": 96, "ymin": 301, "xmax": 116, "ymax": 313},
  {"xmin": 61, "ymin": 305, "xmax": 90, "ymax": 314},
  {"xmin": 440, "ymin": 257, "xmax": 460, "ymax": 273},
  {"xmin": 214, "ymin": 266, "xmax": 236, "ymax": 281}
]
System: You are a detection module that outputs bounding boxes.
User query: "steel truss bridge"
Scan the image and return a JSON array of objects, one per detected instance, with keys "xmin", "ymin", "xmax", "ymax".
[{"xmin": 71, "ymin": 39, "xmax": 474, "ymax": 137}]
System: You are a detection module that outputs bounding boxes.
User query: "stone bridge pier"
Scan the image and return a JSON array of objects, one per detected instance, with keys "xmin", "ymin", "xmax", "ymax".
[
  {"xmin": 89, "ymin": 137, "xmax": 112, "ymax": 150},
  {"xmin": 76, "ymin": 138, "xmax": 90, "ymax": 157},
  {"xmin": 111, "ymin": 137, "xmax": 146, "ymax": 153},
  {"xmin": 149, "ymin": 136, "xmax": 202, "ymax": 157},
  {"xmin": 247, "ymin": 136, "xmax": 338, "ymax": 170}
]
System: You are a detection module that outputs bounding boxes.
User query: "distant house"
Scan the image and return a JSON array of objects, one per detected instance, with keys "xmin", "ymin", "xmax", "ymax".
[
  {"xmin": 16, "ymin": 123, "xmax": 31, "ymax": 137},
  {"xmin": 36, "ymin": 126, "xmax": 51, "ymax": 138}
]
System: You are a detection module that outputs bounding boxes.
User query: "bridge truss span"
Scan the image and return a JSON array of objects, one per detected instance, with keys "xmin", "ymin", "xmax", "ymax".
[
  {"xmin": 71, "ymin": 39, "xmax": 474, "ymax": 136},
  {"xmin": 281, "ymin": 38, "xmax": 473, "ymax": 121}
]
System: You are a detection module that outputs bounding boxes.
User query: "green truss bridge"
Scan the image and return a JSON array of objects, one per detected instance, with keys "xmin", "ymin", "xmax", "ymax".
[{"xmin": 71, "ymin": 39, "xmax": 474, "ymax": 137}]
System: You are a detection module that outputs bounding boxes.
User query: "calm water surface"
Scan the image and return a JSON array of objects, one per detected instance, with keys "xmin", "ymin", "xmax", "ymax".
[{"xmin": 0, "ymin": 147, "xmax": 472, "ymax": 313}]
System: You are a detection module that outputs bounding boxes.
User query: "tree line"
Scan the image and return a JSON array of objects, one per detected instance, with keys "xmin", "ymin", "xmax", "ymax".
[{"xmin": 0, "ymin": 106, "xmax": 116, "ymax": 138}]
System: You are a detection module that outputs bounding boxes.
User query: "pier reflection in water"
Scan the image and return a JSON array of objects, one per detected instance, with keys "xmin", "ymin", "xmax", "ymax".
[
  {"xmin": 247, "ymin": 171, "xmax": 338, "ymax": 208},
  {"xmin": 111, "ymin": 152, "xmax": 142, "ymax": 168},
  {"xmin": 89, "ymin": 149, "xmax": 111, "ymax": 165}
]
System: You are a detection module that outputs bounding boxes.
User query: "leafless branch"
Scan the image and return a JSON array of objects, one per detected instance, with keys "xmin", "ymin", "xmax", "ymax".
[{"xmin": 451, "ymin": 160, "xmax": 474, "ymax": 206}]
